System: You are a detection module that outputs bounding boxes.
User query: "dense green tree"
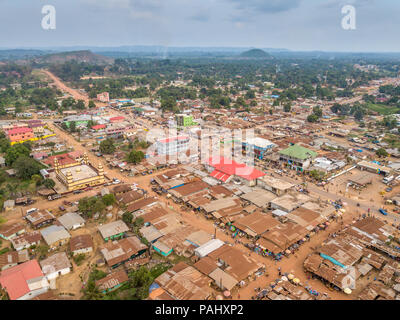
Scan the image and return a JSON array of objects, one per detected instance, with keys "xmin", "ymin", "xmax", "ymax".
[
  {"xmin": 126, "ymin": 150, "xmax": 145, "ymax": 164},
  {"xmin": 283, "ymin": 103, "xmax": 292, "ymax": 113},
  {"xmin": 102, "ymin": 194, "xmax": 116, "ymax": 206},
  {"xmin": 5, "ymin": 144, "xmax": 30, "ymax": 166},
  {"xmin": 307, "ymin": 114, "xmax": 319, "ymax": 123},
  {"xmin": 43, "ymin": 178, "xmax": 56, "ymax": 189},
  {"xmin": 88, "ymin": 100, "xmax": 96, "ymax": 108},
  {"xmin": 13, "ymin": 156, "xmax": 42, "ymax": 180},
  {"xmin": 99, "ymin": 139, "xmax": 116, "ymax": 154},
  {"xmin": 122, "ymin": 211, "xmax": 133, "ymax": 225},
  {"xmin": 127, "ymin": 267, "xmax": 153, "ymax": 300},
  {"xmin": 376, "ymin": 148, "xmax": 389, "ymax": 157},
  {"xmin": 78, "ymin": 197, "xmax": 106, "ymax": 218}
]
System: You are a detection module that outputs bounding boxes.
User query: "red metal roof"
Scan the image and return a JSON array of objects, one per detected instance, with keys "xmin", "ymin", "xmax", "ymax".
[
  {"xmin": 207, "ymin": 156, "xmax": 265, "ymax": 181},
  {"xmin": 92, "ymin": 124, "xmax": 106, "ymax": 130},
  {"xmin": 110, "ymin": 116, "xmax": 125, "ymax": 121},
  {"xmin": 43, "ymin": 154, "xmax": 77, "ymax": 167},
  {"xmin": 6, "ymin": 127, "xmax": 33, "ymax": 135},
  {"xmin": 210, "ymin": 170, "xmax": 231, "ymax": 182},
  {"xmin": 159, "ymin": 136, "xmax": 189, "ymax": 144},
  {"xmin": 0, "ymin": 259, "xmax": 44, "ymax": 300}
]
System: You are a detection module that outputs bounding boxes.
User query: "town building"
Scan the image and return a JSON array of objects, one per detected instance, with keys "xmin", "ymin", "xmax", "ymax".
[
  {"xmin": 98, "ymin": 220, "xmax": 130, "ymax": 242},
  {"xmin": 53, "ymin": 153, "xmax": 105, "ymax": 191},
  {"xmin": 10, "ymin": 232, "xmax": 42, "ymax": 251},
  {"xmin": 95, "ymin": 270, "xmax": 129, "ymax": 293},
  {"xmin": 175, "ymin": 114, "xmax": 197, "ymax": 128},
  {"xmin": 279, "ymin": 144, "xmax": 318, "ymax": 171},
  {"xmin": 57, "ymin": 212, "xmax": 85, "ymax": 230},
  {"xmin": 0, "ymin": 259, "xmax": 50, "ymax": 300},
  {"xmin": 6, "ymin": 127, "xmax": 34, "ymax": 143},
  {"xmin": 242, "ymin": 137, "xmax": 276, "ymax": 159},
  {"xmin": 40, "ymin": 252, "xmax": 72, "ymax": 281},
  {"xmin": 100, "ymin": 236, "xmax": 147, "ymax": 268},
  {"xmin": 97, "ymin": 92, "xmax": 110, "ymax": 103},
  {"xmin": 156, "ymin": 136, "xmax": 190, "ymax": 155},
  {"xmin": 40, "ymin": 225, "xmax": 71, "ymax": 249},
  {"xmin": 205, "ymin": 156, "xmax": 266, "ymax": 187},
  {"xmin": 70, "ymin": 234, "xmax": 94, "ymax": 256}
]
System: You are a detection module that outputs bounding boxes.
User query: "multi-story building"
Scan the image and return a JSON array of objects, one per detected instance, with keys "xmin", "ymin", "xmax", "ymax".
[
  {"xmin": 6, "ymin": 127, "xmax": 34, "ymax": 143},
  {"xmin": 156, "ymin": 136, "xmax": 190, "ymax": 155},
  {"xmin": 242, "ymin": 137, "xmax": 276, "ymax": 160},
  {"xmin": 175, "ymin": 114, "xmax": 197, "ymax": 128},
  {"xmin": 279, "ymin": 144, "xmax": 318, "ymax": 171}
]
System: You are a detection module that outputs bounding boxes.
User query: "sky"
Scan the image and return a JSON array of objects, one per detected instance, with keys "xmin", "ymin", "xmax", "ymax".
[{"xmin": 0, "ymin": 0, "xmax": 399, "ymax": 52}]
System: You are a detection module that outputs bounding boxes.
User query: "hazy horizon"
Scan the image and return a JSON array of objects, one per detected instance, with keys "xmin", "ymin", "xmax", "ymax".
[{"xmin": 1, "ymin": 0, "xmax": 399, "ymax": 52}]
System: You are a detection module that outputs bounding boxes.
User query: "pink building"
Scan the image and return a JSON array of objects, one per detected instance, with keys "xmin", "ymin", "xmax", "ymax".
[
  {"xmin": 6, "ymin": 127, "xmax": 34, "ymax": 143},
  {"xmin": 97, "ymin": 92, "xmax": 110, "ymax": 103}
]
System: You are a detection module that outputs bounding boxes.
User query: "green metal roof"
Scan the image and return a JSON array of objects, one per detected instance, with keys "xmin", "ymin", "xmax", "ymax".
[{"xmin": 279, "ymin": 144, "xmax": 318, "ymax": 160}]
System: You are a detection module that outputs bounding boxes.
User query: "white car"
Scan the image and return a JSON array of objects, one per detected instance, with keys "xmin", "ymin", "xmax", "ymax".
[{"xmin": 112, "ymin": 180, "xmax": 121, "ymax": 184}]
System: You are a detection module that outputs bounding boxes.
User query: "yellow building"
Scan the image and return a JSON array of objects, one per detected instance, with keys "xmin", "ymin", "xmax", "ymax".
[{"xmin": 54, "ymin": 153, "xmax": 105, "ymax": 191}]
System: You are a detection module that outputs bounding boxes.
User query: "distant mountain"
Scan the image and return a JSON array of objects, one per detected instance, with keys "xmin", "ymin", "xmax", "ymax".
[
  {"xmin": 32, "ymin": 50, "xmax": 114, "ymax": 65},
  {"xmin": 240, "ymin": 49, "xmax": 271, "ymax": 58},
  {"xmin": 0, "ymin": 49, "xmax": 50, "ymax": 61}
]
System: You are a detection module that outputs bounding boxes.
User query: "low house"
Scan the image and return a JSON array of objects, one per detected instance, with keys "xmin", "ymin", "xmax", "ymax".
[
  {"xmin": 126, "ymin": 197, "xmax": 158, "ymax": 213},
  {"xmin": 0, "ymin": 222, "xmax": 26, "ymax": 241},
  {"xmin": 40, "ymin": 252, "xmax": 72, "ymax": 281},
  {"xmin": 3, "ymin": 200, "xmax": 15, "ymax": 211},
  {"xmin": 0, "ymin": 249, "xmax": 29, "ymax": 271},
  {"xmin": 116, "ymin": 190, "xmax": 144, "ymax": 207},
  {"xmin": 95, "ymin": 270, "xmax": 129, "ymax": 293},
  {"xmin": 40, "ymin": 225, "xmax": 71, "ymax": 249},
  {"xmin": 194, "ymin": 239, "xmax": 225, "ymax": 259},
  {"xmin": 100, "ymin": 236, "xmax": 147, "ymax": 268},
  {"xmin": 270, "ymin": 193, "xmax": 311, "ymax": 213},
  {"xmin": 70, "ymin": 234, "xmax": 94, "ymax": 256},
  {"xmin": 98, "ymin": 220, "xmax": 130, "ymax": 242},
  {"xmin": 10, "ymin": 232, "xmax": 42, "ymax": 251},
  {"xmin": 0, "ymin": 259, "xmax": 50, "ymax": 300},
  {"xmin": 258, "ymin": 176, "xmax": 295, "ymax": 196},
  {"xmin": 25, "ymin": 210, "xmax": 55, "ymax": 229},
  {"xmin": 57, "ymin": 212, "xmax": 85, "ymax": 230},
  {"xmin": 206, "ymin": 156, "xmax": 265, "ymax": 187},
  {"xmin": 154, "ymin": 262, "xmax": 212, "ymax": 300},
  {"xmin": 112, "ymin": 184, "xmax": 132, "ymax": 196}
]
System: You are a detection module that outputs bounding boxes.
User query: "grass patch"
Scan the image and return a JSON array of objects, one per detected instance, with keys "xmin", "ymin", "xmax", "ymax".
[
  {"xmin": 0, "ymin": 247, "xmax": 10, "ymax": 255},
  {"xmin": 73, "ymin": 253, "xmax": 86, "ymax": 266},
  {"xmin": 365, "ymin": 103, "xmax": 399, "ymax": 115}
]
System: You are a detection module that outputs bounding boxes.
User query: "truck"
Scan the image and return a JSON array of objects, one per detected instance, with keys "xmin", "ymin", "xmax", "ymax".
[
  {"xmin": 48, "ymin": 194, "xmax": 62, "ymax": 201},
  {"xmin": 383, "ymin": 175, "xmax": 394, "ymax": 185}
]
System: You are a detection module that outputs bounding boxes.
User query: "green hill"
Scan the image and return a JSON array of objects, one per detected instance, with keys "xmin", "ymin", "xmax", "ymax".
[{"xmin": 240, "ymin": 49, "xmax": 271, "ymax": 59}]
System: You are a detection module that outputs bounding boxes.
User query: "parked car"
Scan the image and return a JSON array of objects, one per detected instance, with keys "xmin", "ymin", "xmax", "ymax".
[
  {"xmin": 73, "ymin": 190, "xmax": 83, "ymax": 194},
  {"xmin": 386, "ymin": 187, "xmax": 393, "ymax": 192},
  {"xmin": 59, "ymin": 206, "xmax": 66, "ymax": 211},
  {"xmin": 379, "ymin": 208, "xmax": 388, "ymax": 216}
]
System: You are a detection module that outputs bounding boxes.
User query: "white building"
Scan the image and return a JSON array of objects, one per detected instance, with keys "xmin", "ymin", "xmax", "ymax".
[
  {"xmin": 57, "ymin": 212, "xmax": 85, "ymax": 230},
  {"xmin": 156, "ymin": 136, "xmax": 190, "ymax": 155},
  {"xmin": 194, "ymin": 239, "xmax": 225, "ymax": 258},
  {"xmin": 40, "ymin": 252, "xmax": 72, "ymax": 281}
]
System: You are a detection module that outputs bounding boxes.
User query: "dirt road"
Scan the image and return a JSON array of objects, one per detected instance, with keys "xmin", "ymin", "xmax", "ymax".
[{"xmin": 40, "ymin": 69, "xmax": 107, "ymax": 108}]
